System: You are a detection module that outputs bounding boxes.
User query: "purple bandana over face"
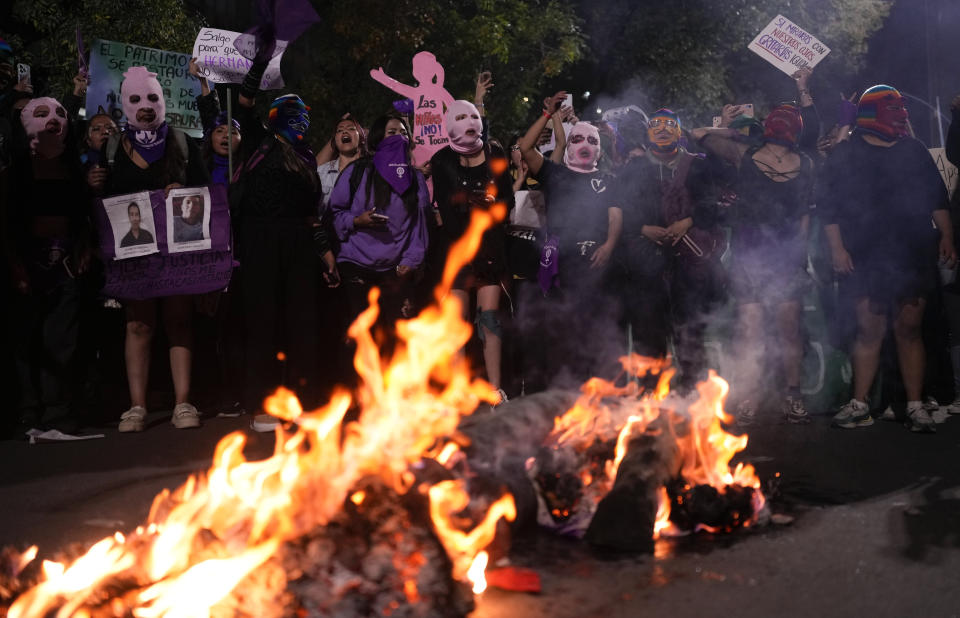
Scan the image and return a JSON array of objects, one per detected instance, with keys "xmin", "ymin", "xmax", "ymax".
[
  {"xmin": 373, "ymin": 134, "xmax": 412, "ymax": 195},
  {"xmin": 125, "ymin": 122, "xmax": 169, "ymax": 165}
]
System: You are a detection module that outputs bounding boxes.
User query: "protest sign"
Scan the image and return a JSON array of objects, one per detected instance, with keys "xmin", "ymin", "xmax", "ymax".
[
  {"xmin": 370, "ymin": 51, "xmax": 455, "ymax": 166},
  {"xmin": 930, "ymin": 148, "xmax": 959, "ymax": 195},
  {"xmin": 95, "ymin": 185, "xmax": 234, "ymax": 300},
  {"xmin": 86, "ymin": 39, "xmax": 202, "ymax": 137},
  {"xmin": 748, "ymin": 15, "xmax": 831, "ymax": 76},
  {"xmin": 192, "ymin": 28, "xmax": 285, "ymax": 89}
]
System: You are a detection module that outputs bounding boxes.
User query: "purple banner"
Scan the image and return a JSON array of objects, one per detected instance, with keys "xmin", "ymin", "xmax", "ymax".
[{"xmin": 95, "ymin": 184, "xmax": 235, "ymax": 299}]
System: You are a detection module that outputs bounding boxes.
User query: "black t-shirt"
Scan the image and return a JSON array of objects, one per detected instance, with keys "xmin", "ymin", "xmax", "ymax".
[
  {"xmin": 103, "ymin": 130, "xmax": 209, "ymax": 195},
  {"xmin": 819, "ymin": 135, "xmax": 946, "ymax": 264},
  {"xmin": 535, "ymin": 159, "xmax": 615, "ymax": 253},
  {"xmin": 729, "ymin": 145, "xmax": 813, "ymax": 251}
]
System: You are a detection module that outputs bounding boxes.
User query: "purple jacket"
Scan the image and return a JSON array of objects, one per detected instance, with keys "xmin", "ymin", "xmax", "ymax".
[{"xmin": 330, "ymin": 162, "xmax": 429, "ymax": 271}]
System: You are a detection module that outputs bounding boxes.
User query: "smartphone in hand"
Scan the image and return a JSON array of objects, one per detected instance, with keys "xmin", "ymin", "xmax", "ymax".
[{"xmin": 17, "ymin": 63, "xmax": 31, "ymax": 86}]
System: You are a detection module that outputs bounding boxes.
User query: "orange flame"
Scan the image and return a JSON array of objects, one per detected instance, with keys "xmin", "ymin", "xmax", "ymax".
[
  {"xmin": 428, "ymin": 480, "xmax": 516, "ymax": 583},
  {"xmin": 467, "ymin": 551, "xmax": 490, "ymax": 594},
  {"xmin": 10, "ymin": 207, "xmax": 511, "ymax": 616},
  {"xmin": 545, "ymin": 357, "xmax": 764, "ymax": 537}
]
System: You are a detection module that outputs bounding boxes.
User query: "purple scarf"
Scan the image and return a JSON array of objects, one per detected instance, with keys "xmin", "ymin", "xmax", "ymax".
[
  {"xmin": 126, "ymin": 122, "xmax": 169, "ymax": 165},
  {"xmin": 212, "ymin": 154, "xmax": 229, "ymax": 186},
  {"xmin": 538, "ymin": 234, "xmax": 559, "ymax": 294},
  {"xmin": 373, "ymin": 134, "xmax": 412, "ymax": 195}
]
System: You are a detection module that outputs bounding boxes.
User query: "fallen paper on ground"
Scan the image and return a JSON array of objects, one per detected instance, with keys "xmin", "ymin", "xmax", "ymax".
[{"xmin": 27, "ymin": 429, "xmax": 106, "ymax": 444}]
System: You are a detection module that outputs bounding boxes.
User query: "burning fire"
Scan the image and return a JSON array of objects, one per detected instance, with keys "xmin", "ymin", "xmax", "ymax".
[
  {"xmin": 9, "ymin": 203, "xmax": 511, "ymax": 616},
  {"xmin": 541, "ymin": 357, "xmax": 765, "ymax": 536},
  {"xmin": 6, "ymin": 178, "xmax": 765, "ymax": 614}
]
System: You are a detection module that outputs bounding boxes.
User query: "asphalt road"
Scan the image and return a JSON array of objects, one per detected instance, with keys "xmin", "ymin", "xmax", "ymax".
[{"xmin": 1, "ymin": 404, "xmax": 958, "ymax": 617}]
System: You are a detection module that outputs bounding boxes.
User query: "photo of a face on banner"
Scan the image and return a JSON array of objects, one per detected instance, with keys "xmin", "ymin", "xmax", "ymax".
[
  {"xmin": 104, "ymin": 192, "xmax": 158, "ymax": 259},
  {"xmin": 166, "ymin": 187, "xmax": 212, "ymax": 253}
]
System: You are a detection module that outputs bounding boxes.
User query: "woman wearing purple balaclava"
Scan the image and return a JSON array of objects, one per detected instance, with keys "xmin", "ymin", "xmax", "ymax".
[
  {"xmin": 89, "ymin": 66, "xmax": 210, "ymax": 433},
  {"xmin": 428, "ymin": 84, "xmax": 514, "ymax": 405}
]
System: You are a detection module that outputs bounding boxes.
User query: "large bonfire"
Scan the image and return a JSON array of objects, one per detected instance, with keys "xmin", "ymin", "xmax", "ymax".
[{"xmin": 4, "ymin": 183, "xmax": 766, "ymax": 616}]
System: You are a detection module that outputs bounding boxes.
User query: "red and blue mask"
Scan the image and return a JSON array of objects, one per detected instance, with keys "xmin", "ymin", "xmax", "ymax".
[
  {"xmin": 856, "ymin": 85, "xmax": 909, "ymax": 142},
  {"xmin": 762, "ymin": 104, "xmax": 803, "ymax": 147},
  {"xmin": 268, "ymin": 94, "xmax": 310, "ymax": 145}
]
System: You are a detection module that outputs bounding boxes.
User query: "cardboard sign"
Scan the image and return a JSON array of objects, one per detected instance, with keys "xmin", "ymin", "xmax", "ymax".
[
  {"xmin": 370, "ymin": 51, "xmax": 455, "ymax": 166},
  {"xmin": 96, "ymin": 185, "xmax": 234, "ymax": 299},
  {"xmin": 930, "ymin": 148, "xmax": 959, "ymax": 195},
  {"xmin": 748, "ymin": 15, "xmax": 830, "ymax": 76},
  {"xmin": 192, "ymin": 28, "xmax": 285, "ymax": 90},
  {"xmin": 87, "ymin": 39, "xmax": 202, "ymax": 137}
]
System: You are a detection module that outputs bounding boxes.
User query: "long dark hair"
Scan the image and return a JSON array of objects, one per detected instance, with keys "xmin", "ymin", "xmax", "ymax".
[
  {"xmin": 329, "ymin": 114, "xmax": 368, "ymax": 157},
  {"xmin": 363, "ymin": 112, "xmax": 418, "ymax": 213}
]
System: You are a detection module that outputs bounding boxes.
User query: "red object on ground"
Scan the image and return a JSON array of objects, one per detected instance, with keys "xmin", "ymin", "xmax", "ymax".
[{"xmin": 485, "ymin": 567, "xmax": 542, "ymax": 593}]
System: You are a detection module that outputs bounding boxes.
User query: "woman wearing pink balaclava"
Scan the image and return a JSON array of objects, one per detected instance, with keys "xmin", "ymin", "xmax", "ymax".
[
  {"xmin": 7, "ymin": 96, "xmax": 93, "ymax": 435},
  {"xmin": 88, "ymin": 66, "xmax": 210, "ymax": 433},
  {"xmin": 428, "ymin": 72, "xmax": 514, "ymax": 404},
  {"xmin": 517, "ymin": 91, "xmax": 623, "ymax": 387}
]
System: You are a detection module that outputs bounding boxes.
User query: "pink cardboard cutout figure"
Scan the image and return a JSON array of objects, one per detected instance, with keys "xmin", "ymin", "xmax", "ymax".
[{"xmin": 370, "ymin": 51, "xmax": 455, "ymax": 166}]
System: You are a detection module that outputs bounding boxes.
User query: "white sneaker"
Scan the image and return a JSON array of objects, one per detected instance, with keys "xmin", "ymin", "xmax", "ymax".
[
  {"xmin": 171, "ymin": 403, "xmax": 201, "ymax": 429},
  {"xmin": 118, "ymin": 406, "xmax": 147, "ymax": 433},
  {"xmin": 250, "ymin": 413, "xmax": 280, "ymax": 433},
  {"xmin": 906, "ymin": 402, "xmax": 936, "ymax": 433},
  {"xmin": 832, "ymin": 399, "xmax": 872, "ymax": 429},
  {"xmin": 949, "ymin": 395, "xmax": 960, "ymax": 415}
]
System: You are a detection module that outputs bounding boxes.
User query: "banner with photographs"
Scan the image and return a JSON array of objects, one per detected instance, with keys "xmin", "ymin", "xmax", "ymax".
[{"xmin": 95, "ymin": 184, "xmax": 234, "ymax": 300}]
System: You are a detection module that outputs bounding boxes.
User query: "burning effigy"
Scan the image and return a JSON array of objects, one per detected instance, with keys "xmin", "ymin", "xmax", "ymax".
[{"xmin": 1, "ymin": 196, "xmax": 768, "ymax": 617}]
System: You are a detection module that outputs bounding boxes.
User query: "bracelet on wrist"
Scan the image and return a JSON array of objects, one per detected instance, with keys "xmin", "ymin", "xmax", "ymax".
[{"xmin": 542, "ymin": 110, "xmax": 552, "ymax": 119}]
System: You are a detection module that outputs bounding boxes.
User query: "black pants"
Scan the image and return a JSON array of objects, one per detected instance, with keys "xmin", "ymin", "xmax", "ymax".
[
  {"xmin": 239, "ymin": 219, "xmax": 321, "ymax": 412},
  {"xmin": 14, "ymin": 275, "xmax": 81, "ymax": 430},
  {"xmin": 532, "ymin": 250, "xmax": 623, "ymax": 387},
  {"xmin": 670, "ymin": 258, "xmax": 727, "ymax": 390},
  {"xmin": 337, "ymin": 261, "xmax": 419, "ymax": 388}
]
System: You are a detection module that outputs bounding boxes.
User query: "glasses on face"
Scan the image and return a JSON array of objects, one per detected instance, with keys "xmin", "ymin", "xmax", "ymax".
[{"xmin": 648, "ymin": 118, "xmax": 678, "ymax": 128}]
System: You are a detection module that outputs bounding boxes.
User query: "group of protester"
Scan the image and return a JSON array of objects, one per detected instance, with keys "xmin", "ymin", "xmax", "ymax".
[{"xmin": 3, "ymin": 33, "xmax": 960, "ymax": 439}]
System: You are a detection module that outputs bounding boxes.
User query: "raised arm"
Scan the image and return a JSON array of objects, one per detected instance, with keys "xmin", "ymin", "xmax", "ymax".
[
  {"xmin": 189, "ymin": 58, "xmax": 211, "ymax": 97},
  {"xmin": 238, "ymin": 57, "xmax": 269, "ymax": 109},
  {"xmin": 474, "ymin": 71, "xmax": 492, "ymax": 118},
  {"xmin": 519, "ymin": 91, "xmax": 566, "ymax": 177},
  {"xmin": 549, "ymin": 104, "xmax": 570, "ymax": 164},
  {"xmin": 691, "ymin": 125, "xmax": 748, "ymax": 167}
]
